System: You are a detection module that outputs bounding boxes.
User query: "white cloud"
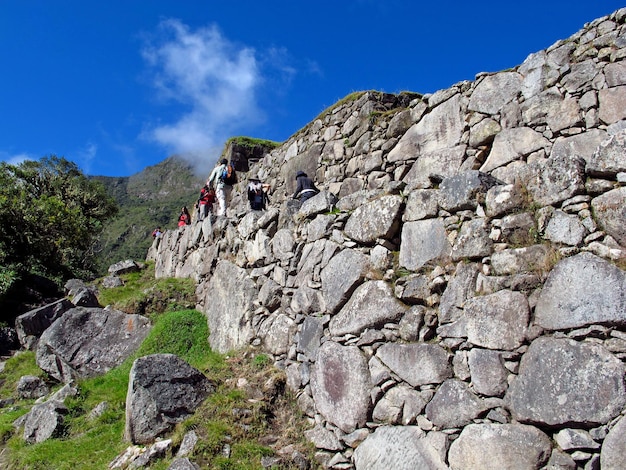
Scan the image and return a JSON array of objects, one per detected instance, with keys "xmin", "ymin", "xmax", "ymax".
[
  {"xmin": 141, "ymin": 19, "xmax": 264, "ymax": 170},
  {"xmin": 0, "ymin": 151, "xmax": 35, "ymax": 166},
  {"xmin": 75, "ymin": 142, "xmax": 98, "ymax": 174}
]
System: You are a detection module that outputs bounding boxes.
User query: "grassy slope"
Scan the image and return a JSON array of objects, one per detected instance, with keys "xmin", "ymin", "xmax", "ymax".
[{"xmin": 0, "ymin": 266, "xmax": 315, "ymax": 470}]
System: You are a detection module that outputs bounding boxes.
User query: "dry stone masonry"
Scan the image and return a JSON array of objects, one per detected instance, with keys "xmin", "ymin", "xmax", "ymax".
[{"xmin": 148, "ymin": 9, "xmax": 626, "ymax": 469}]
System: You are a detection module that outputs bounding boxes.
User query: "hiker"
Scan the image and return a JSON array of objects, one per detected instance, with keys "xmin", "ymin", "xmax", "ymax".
[
  {"xmin": 292, "ymin": 170, "xmax": 319, "ymax": 203},
  {"xmin": 195, "ymin": 183, "xmax": 215, "ymax": 222},
  {"xmin": 151, "ymin": 227, "xmax": 162, "ymax": 238},
  {"xmin": 177, "ymin": 206, "xmax": 191, "ymax": 227},
  {"xmin": 207, "ymin": 158, "xmax": 237, "ymax": 216},
  {"xmin": 247, "ymin": 174, "xmax": 269, "ymax": 211}
]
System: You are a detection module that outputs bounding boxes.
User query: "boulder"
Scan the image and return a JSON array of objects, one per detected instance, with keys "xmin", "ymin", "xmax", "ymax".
[
  {"xmin": 310, "ymin": 341, "xmax": 370, "ymax": 433},
  {"xmin": 534, "ymin": 252, "xmax": 626, "ymax": 330},
  {"xmin": 108, "ymin": 259, "xmax": 141, "ymax": 276},
  {"xmin": 22, "ymin": 400, "xmax": 68, "ymax": 444},
  {"xmin": 125, "ymin": 354, "xmax": 214, "ymax": 444},
  {"xmin": 320, "ymin": 248, "xmax": 370, "ymax": 314},
  {"xmin": 36, "ymin": 307, "xmax": 151, "ymax": 383},
  {"xmin": 329, "ymin": 281, "xmax": 407, "ymax": 336},
  {"xmin": 16, "ymin": 375, "xmax": 49, "ymax": 399},
  {"xmin": 448, "ymin": 423, "xmax": 552, "ymax": 470},
  {"xmin": 344, "ymin": 195, "xmax": 403, "ymax": 244},
  {"xmin": 507, "ymin": 337, "xmax": 625, "ymax": 426},
  {"xmin": 15, "ymin": 299, "xmax": 74, "ymax": 350},
  {"xmin": 203, "ymin": 261, "xmax": 256, "ymax": 354},
  {"xmin": 591, "ymin": 187, "xmax": 626, "ymax": 247},
  {"xmin": 353, "ymin": 426, "xmax": 447, "ymax": 470},
  {"xmin": 376, "ymin": 343, "xmax": 452, "ymax": 387}
]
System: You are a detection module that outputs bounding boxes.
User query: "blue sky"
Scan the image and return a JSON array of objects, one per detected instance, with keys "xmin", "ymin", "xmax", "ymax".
[{"xmin": 0, "ymin": 1, "xmax": 623, "ymax": 177}]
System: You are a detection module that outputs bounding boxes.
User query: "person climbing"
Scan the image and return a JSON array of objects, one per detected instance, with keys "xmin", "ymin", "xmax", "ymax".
[
  {"xmin": 195, "ymin": 183, "xmax": 215, "ymax": 222},
  {"xmin": 247, "ymin": 174, "xmax": 269, "ymax": 211},
  {"xmin": 177, "ymin": 206, "xmax": 191, "ymax": 227},
  {"xmin": 207, "ymin": 158, "xmax": 237, "ymax": 216},
  {"xmin": 151, "ymin": 227, "xmax": 162, "ymax": 238},
  {"xmin": 292, "ymin": 170, "xmax": 319, "ymax": 204}
]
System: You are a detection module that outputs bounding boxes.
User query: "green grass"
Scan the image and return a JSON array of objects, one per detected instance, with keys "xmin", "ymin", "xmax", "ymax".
[
  {"xmin": 0, "ymin": 305, "xmax": 313, "ymax": 469},
  {"xmin": 0, "ymin": 263, "xmax": 314, "ymax": 469},
  {"xmin": 96, "ymin": 263, "xmax": 197, "ymax": 315}
]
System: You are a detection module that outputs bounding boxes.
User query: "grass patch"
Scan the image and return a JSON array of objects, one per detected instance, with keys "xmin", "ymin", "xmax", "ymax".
[
  {"xmin": 0, "ymin": 308, "xmax": 313, "ymax": 469},
  {"xmin": 96, "ymin": 263, "xmax": 196, "ymax": 316}
]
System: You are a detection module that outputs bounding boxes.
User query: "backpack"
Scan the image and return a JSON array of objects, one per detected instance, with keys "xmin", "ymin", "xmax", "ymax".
[{"xmin": 220, "ymin": 163, "xmax": 237, "ymax": 185}]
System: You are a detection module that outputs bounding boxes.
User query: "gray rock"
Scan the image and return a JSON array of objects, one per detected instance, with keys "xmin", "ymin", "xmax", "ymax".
[
  {"xmin": 451, "ymin": 218, "xmax": 493, "ymax": 261},
  {"xmin": 376, "ymin": 343, "xmax": 452, "ymax": 387},
  {"xmin": 36, "ymin": 307, "xmax": 151, "ymax": 383},
  {"xmin": 204, "ymin": 261, "xmax": 256, "ymax": 354},
  {"xmin": 271, "ymin": 228, "xmax": 295, "ymax": 262},
  {"xmin": 485, "ymin": 182, "xmax": 525, "ymax": 218},
  {"xmin": 490, "ymin": 244, "xmax": 550, "ymax": 276},
  {"xmin": 403, "ymin": 189, "xmax": 439, "ymax": 221},
  {"xmin": 353, "ymin": 426, "xmax": 447, "ymax": 470},
  {"xmin": 469, "ymin": 72, "xmax": 522, "ymax": 114},
  {"xmin": 448, "ymin": 423, "xmax": 552, "ymax": 470},
  {"xmin": 403, "ymin": 145, "xmax": 466, "ymax": 189},
  {"xmin": 546, "ymin": 448, "xmax": 577, "ymax": 470},
  {"xmin": 480, "ymin": 127, "xmax": 550, "ymax": 173},
  {"xmin": 388, "ymin": 94, "xmax": 463, "ymax": 162},
  {"xmin": 320, "ymin": 248, "xmax": 370, "ymax": 314},
  {"xmin": 16, "ymin": 375, "xmax": 49, "ymax": 399},
  {"xmin": 125, "ymin": 354, "xmax": 214, "ymax": 444},
  {"xmin": 298, "ymin": 191, "xmax": 338, "ymax": 219},
  {"xmin": 464, "ymin": 289, "xmax": 529, "ymax": 350},
  {"xmin": 310, "ymin": 341, "xmax": 370, "ymax": 433},
  {"xmin": 70, "ymin": 286, "xmax": 100, "ymax": 307},
  {"xmin": 534, "ymin": 252, "xmax": 626, "ymax": 330},
  {"xmin": 258, "ymin": 279, "xmax": 282, "ymax": 311},
  {"xmin": 372, "ymin": 385, "xmax": 427, "ymax": 425},
  {"xmin": 101, "ymin": 275, "xmax": 124, "ymax": 288},
  {"xmin": 22, "ymin": 400, "xmax": 68, "ymax": 444},
  {"xmin": 507, "ymin": 337, "xmax": 625, "ymax": 426},
  {"xmin": 108, "ymin": 259, "xmax": 141, "ymax": 276},
  {"xmin": 554, "ymin": 428, "xmax": 599, "ymax": 451},
  {"xmin": 591, "ymin": 187, "xmax": 626, "ymax": 247},
  {"xmin": 425, "ymin": 379, "xmax": 485, "ymax": 429},
  {"xmin": 519, "ymin": 154, "xmax": 586, "ymax": 207},
  {"xmin": 296, "ymin": 316, "xmax": 324, "ymax": 360},
  {"xmin": 303, "ymin": 424, "xmax": 342, "ymax": 451},
  {"xmin": 176, "ymin": 430, "xmax": 199, "ymax": 457},
  {"xmin": 307, "ymin": 213, "xmax": 334, "ymax": 241},
  {"xmin": 290, "ymin": 284, "xmax": 324, "ymax": 315},
  {"xmin": 439, "ymin": 262, "xmax": 480, "ymax": 324},
  {"xmin": 543, "ymin": 210, "xmax": 587, "ymax": 246},
  {"xmin": 601, "ymin": 414, "xmax": 626, "ymax": 469},
  {"xmin": 15, "ymin": 298, "xmax": 74, "ymax": 350},
  {"xmin": 257, "ymin": 312, "xmax": 297, "ymax": 355},
  {"xmin": 468, "ymin": 349, "xmax": 508, "ymax": 397},
  {"xmin": 329, "ymin": 281, "xmax": 407, "ymax": 336},
  {"xmin": 344, "ymin": 195, "xmax": 403, "ymax": 244},
  {"xmin": 399, "ymin": 219, "xmax": 451, "ymax": 271},
  {"xmin": 586, "ymin": 129, "xmax": 626, "ymax": 176},
  {"xmin": 168, "ymin": 458, "xmax": 200, "ymax": 470},
  {"xmin": 439, "ymin": 170, "xmax": 500, "ymax": 212}
]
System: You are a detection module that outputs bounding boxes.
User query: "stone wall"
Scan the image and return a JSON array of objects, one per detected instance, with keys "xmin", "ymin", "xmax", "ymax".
[{"xmin": 148, "ymin": 9, "xmax": 626, "ymax": 469}]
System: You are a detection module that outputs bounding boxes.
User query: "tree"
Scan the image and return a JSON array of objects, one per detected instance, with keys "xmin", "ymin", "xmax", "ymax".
[{"xmin": 0, "ymin": 156, "xmax": 118, "ymax": 301}]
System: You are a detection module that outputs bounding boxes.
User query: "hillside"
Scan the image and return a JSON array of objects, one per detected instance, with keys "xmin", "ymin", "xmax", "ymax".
[{"xmin": 91, "ymin": 156, "xmax": 205, "ymax": 274}]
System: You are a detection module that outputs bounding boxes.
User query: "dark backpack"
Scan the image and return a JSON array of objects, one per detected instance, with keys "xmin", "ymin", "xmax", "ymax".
[{"xmin": 220, "ymin": 164, "xmax": 237, "ymax": 185}]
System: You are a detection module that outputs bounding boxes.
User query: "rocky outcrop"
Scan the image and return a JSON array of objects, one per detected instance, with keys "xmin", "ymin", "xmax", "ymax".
[{"xmin": 148, "ymin": 9, "xmax": 626, "ymax": 469}]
